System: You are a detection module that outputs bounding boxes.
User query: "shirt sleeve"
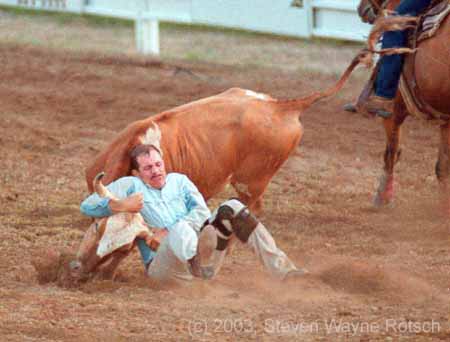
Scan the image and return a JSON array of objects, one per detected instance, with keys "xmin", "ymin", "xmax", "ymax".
[
  {"xmin": 169, "ymin": 175, "xmax": 211, "ymax": 233},
  {"xmin": 80, "ymin": 177, "xmax": 137, "ymax": 218}
]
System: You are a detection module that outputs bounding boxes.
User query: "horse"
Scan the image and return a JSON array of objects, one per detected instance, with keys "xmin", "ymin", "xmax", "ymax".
[{"xmin": 357, "ymin": 0, "xmax": 450, "ymax": 214}]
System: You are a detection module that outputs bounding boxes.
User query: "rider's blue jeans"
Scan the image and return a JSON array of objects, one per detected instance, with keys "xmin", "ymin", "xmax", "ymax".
[{"xmin": 375, "ymin": 0, "xmax": 432, "ymax": 99}]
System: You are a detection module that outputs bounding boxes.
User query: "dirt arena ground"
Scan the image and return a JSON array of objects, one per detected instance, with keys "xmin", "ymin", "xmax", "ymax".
[{"xmin": 1, "ymin": 11, "xmax": 450, "ymax": 342}]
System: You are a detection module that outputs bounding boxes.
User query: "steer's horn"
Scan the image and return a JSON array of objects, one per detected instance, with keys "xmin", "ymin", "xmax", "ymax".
[{"xmin": 93, "ymin": 172, "xmax": 116, "ymax": 199}]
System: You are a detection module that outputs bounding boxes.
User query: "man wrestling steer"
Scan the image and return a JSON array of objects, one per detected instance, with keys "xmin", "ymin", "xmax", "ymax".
[{"xmin": 75, "ymin": 144, "xmax": 307, "ymax": 285}]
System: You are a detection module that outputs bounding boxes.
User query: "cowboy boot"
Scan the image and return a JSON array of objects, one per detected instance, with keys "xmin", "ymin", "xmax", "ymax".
[
  {"xmin": 365, "ymin": 95, "xmax": 395, "ymax": 118},
  {"xmin": 189, "ymin": 225, "xmax": 218, "ymax": 279},
  {"xmin": 343, "ymin": 102, "xmax": 357, "ymax": 113},
  {"xmin": 357, "ymin": 95, "xmax": 395, "ymax": 118}
]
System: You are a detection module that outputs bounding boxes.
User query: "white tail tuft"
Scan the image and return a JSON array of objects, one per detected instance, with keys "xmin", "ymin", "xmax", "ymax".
[{"xmin": 139, "ymin": 122, "xmax": 163, "ymax": 156}]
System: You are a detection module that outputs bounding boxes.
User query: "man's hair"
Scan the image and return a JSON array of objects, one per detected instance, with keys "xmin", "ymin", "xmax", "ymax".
[{"xmin": 129, "ymin": 144, "xmax": 161, "ymax": 171}]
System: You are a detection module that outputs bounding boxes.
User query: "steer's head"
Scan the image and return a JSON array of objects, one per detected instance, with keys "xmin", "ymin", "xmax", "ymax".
[
  {"xmin": 69, "ymin": 172, "xmax": 153, "ymax": 284},
  {"xmin": 68, "ymin": 172, "xmax": 115, "ymax": 282}
]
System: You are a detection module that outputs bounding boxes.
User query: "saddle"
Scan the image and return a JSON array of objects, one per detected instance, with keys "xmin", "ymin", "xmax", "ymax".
[
  {"xmin": 417, "ymin": 0, "xmax": 450, "ymax": 42},
  {"xmin": 357, "ymin": 1, "xmax": 450, "ymax": 121},
  {"xmin": 400, "ymin": 0, "xmax": 450, "ymax": 121}
]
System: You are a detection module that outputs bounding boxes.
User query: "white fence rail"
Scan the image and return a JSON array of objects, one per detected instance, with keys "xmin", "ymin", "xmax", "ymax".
[{"xmin": 0, "ymin": 0, "xmax": 370, "ymax": 54}]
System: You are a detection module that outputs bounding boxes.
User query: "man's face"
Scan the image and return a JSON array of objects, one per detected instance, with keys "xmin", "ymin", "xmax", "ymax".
[{"xmin": 134, "ymin": 149, "xmax": 167, "ymax": 189}]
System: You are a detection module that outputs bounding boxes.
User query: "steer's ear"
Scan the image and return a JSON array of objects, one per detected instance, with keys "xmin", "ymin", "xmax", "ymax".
[{"xmin": 131, "ymin": 169, "xmax": 139, "ymax": 177}]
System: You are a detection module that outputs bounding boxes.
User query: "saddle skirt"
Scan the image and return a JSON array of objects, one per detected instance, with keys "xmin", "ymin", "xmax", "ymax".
[{"xmin": 417, "ymin": 0, "xmax": 450, "ymax": 42}]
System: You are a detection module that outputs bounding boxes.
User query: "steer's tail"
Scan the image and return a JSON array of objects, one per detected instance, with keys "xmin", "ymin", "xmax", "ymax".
[
  {"xmin": 276, "ymin": 49, "xmax": 370, "ymax": 113},
  {"xmin": 93, "ymin": 172, "xmax": 117, "ymax": 199}
]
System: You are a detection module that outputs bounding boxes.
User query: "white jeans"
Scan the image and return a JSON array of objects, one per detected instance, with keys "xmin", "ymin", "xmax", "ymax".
[{"xmin": 147, "ymin": 222, "xmax": 298, "ymax": 284}]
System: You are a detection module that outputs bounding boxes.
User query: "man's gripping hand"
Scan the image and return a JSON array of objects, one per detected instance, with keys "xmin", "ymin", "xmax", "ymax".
[
  {"xmin": 109, "ymin": 193, "xmax": 144, "ymax": 214},
  {"xmin": 146, "ymin": 229, "xmax": 168, "ymax": 251}
]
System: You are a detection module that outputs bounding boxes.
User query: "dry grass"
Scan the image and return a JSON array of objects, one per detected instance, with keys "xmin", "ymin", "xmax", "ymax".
[{"xmin": 0, "ymin": 7, "xmax": 363, "ymax": 75}]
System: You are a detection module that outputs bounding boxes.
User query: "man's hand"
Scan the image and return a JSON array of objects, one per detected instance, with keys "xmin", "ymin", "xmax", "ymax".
[
  {"xmin": 109, "ymin": 193, "xmax": 144, "ymax": 213},
  {"xmin": 146, "ymin": 229, "xmax": 168, "ymax": 251}
]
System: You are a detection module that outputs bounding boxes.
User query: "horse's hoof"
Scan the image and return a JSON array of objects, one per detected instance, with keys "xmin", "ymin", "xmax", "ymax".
[
  {"xmin": 373, "ymin": 193, "xmax": 394, "ymax": 209},
  {"xmin": 69, "ymin": 260, "xmax": 81, "ymax": 270}
]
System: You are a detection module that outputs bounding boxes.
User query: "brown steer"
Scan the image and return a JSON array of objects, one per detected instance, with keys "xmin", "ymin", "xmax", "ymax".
[
  {"xmin": 71, "ymin": 173, "xmax": 155, "ymax": 281},
  {"xmin": 86, "ymin": 53, "xmax": 367, "ymax": 213}
]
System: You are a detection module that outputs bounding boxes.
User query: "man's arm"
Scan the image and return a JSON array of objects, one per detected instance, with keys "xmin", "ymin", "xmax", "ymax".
[
  {"xmin": 109, "ymin": 193, "xmax": 144, "ymax": 214},
  {"xmin": 80, "ymin": 177, "xmax": 141, "ymax": 218}
]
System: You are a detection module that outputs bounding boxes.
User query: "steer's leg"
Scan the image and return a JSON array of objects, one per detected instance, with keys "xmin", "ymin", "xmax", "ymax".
[
  {"xmin": 229, "ymin": 176, "xmax": 273, "ymax": 255},
  {"xmin": 436, "ymin": 121, "xmax": 450, "ymax": 216},
  {"xmin": 70, "ymin": 222, "xmax": 102, "ymax": 279},
  {"xmin": 71, "ymin": 219, "xmax": 115, "ymax": 279},
  {"xmin": 231, "ymin": 174, "xmax": 274, "ymax": 215},
  {"xmin": 231, "ymin": 148, "xmax": 293, "ymax": 215},
  {"xmin": 373, "ymin": 99, "xmax": 408, "ymax": 207}
]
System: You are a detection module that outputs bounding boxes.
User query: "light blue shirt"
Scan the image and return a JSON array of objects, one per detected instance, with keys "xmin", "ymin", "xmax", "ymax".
[
  {"xmin": 80, "ymin": 173, "xmax": 211, "ymax": 231},
  {"xmin": 80, "ymin": 173, "xmax": 211, "ymax": 263}
]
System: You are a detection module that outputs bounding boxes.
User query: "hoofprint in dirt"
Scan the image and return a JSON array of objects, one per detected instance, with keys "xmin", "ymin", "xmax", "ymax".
[{"xmin": 1, "ymin": 44, "xmax": 449, "ymax": 341}]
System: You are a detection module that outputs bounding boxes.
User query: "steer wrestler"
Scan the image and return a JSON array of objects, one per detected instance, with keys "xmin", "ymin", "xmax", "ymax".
[{"xmin": 80, "ymin": 144, "xmax": 307, "ymax": 284}]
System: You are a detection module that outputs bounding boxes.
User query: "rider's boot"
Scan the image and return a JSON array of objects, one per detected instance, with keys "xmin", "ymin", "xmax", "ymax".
[
  {"xmin": 343, "ymin": 102, "xmax": 357, "ymax": 113},
  {"xmin": 364, "ymin": 95, "xmax": 395, "ymax": 118}
]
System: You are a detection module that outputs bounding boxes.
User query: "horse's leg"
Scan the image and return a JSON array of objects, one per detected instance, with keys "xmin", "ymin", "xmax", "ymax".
[
  {"xmin": 373, "ymin": 99, "xmax": 408, "ymax": 207},
  {"xmin": 436, "ymin": 121, "xmax": 450, "ymax": 215}
]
